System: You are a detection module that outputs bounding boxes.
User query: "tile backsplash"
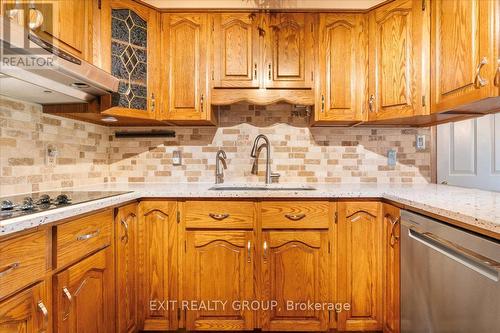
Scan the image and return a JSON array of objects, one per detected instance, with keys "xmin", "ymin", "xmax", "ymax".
[{"xmin": 0, "ymin": 97, "xmax": 431, "ymax": 196}]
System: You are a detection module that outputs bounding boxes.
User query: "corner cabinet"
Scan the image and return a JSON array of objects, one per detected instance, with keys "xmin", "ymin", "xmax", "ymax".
[
  {"xmin": 98, "ymin": 0, "xmax": 160, "ymax": 120},
  {"xmin": 159, "ymin": 13, "xmax": 214, "ymax": 124}
]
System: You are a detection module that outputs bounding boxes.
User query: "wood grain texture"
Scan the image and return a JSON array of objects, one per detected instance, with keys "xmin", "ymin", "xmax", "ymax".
[
  {"xmin": 211, "ymin": 88, "xmax": 314, "ymax": 105},
  {"xmin": 54, "ymin": 247, "xmax": 115, "ymax": 333},
  {"xmin": 0, "ymin": 231, "xmax": 49, "ymax": 299},
  {"xmin": 55, "ymin": 210, "xmax": 113, "ymax": 268},
  {"xmin": 185, "ymin": 200, "xmax": 255, "ymax": 229},
  {"xmin": 260, "ymin": 230, "xmax": 329, "ymax": 331},
  {"xmin": 382, "ymin": 203, "xmax": 400, "ymax": 333},
  {"xmin": 185, "ymin": 230, "xmax": 254, "ymax": 330},
  {"xmin": 430, "ymin": 0, "xmax": 498, "ymax": 113},
  {"xmin": 137, "ymin": 201, "xmax": 178, "ymax": 331},
  {"xmin": 115, "ymin": 203, "xmax": 138, "ymax": 333},
  {"xmin": 0, "ymin": 281, "xmax": 48, "ymax": 333},
  {"xmin": 261, "ymin": 201, "xmax": 331, "ymax": 229},
  {"xmin": 337, "ymin": 201, "xmax": 383, "ymax": 331}
]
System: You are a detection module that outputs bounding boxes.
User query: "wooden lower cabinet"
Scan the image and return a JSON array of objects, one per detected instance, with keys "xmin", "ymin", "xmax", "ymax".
[
  {"xmin": 382, "ymin": 204, "xmax": 401, "ymax": 333},
  {"xmin": 337, "ymin": 201, "xmax": 383, "ymax": 331},
  {"xmin": 0, "ymin": 281, "xmax": 49, "ymax": 333},
  {"xmin": 138, "ymin": 201, "xmax": 178, "ymax": 331},
  {"xmin": 115, "ymin": 204, "xmax": 138, "ymax": 333},
  {"xmin": 184, "ymin": 230, "xmax": 254, "ymax": 331},
  {"xmin": 260, "ymin": 231, "xmax": 330, "ymax": 331},
  {"xmin": 54, "ymin": 247, "xmax": 114, "ymax": 333}
]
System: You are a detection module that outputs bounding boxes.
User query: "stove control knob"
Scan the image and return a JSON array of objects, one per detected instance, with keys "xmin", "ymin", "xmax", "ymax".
[
  {"xmin": 56, "ymin": 194, "xmax": 71, "ymax": 205},
  {"xmin": 1, "ymin": 200, "xmax": 15, "ymax": 210},
  {"xmin": 37, "ymin": 194, "xmax": 51, "ymax": 205},
  {"xmin": 19, "ymin": 197, "xmax": 35, "ymax": 211}
]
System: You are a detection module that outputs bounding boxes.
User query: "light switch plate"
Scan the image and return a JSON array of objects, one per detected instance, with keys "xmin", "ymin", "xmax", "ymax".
[
  {"xmin": 387, "ymin": 149, "xmax": 397, "ymax": 166},
  {"xmin": 172, "ymin": 150, "xmax": 182, "ymax": 165},
  {"xmin": 416, "ymin": 134, "xmax": 426, "ymax": 150},
  {"xmin": 46, "ymin": 145, "xmax": 57, "ymax": 166}
]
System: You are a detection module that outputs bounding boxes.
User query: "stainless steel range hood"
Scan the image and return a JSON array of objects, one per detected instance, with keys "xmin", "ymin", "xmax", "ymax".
[{"xmin": 0, "ymin": 16, "xmax": 119, "ymax": 105}]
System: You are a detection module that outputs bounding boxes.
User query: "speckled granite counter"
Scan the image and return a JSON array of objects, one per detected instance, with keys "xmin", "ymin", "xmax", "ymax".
[{"xmin": 1, "ymin": 183, "xmax": 499, "ymax": 239}]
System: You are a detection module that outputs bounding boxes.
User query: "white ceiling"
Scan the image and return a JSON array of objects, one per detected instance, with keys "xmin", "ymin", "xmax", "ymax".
[{"xmin": 142, "ymin": 0, "xmax": 387, "ymax": 10}]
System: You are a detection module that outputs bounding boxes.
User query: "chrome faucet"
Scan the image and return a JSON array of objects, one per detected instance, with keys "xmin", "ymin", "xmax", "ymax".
[
  {"xmin": 215, "ymin": 149, "xmax": 227, "ymax": 184},
  {"xmin": 250, "ymin": 134, "xmax": 280, "ymax": 184}
]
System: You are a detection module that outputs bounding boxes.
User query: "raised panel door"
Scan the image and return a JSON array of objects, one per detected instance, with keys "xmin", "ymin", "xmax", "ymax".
[
  {"xmin": 212, "ymin": 13, "xmax": 260, "ymax": 88},
  {"xmin": 368, "ymin": 0, "xmax": 428, "ymax": 121},
  {"xmin": 337, "ymin": 202, "xmax": 383, "ymax": 331},
  {"xmin": 185, "ymin": 231, "xmax": 254, "ymax": 331},
  {"xmin": 260, "ymin": 231, "xmax": 329, "ymax": 331},
  {"xmin": 316, "ymin": 13, "xmax": 367, "ymax": 124},
  {"xmin": 138, "ymin": 201, "xmax": 178, "ymax": 331},
  {"xmin": 431, "ymin": 0, "xmax": 498, "ymax": 112},
  {"xmin": 264, "ymin": 13, "xmax": 315, "ymax": 89},
  {"xmin": 115, "ymin": 203, "xmax": 138, "ymax": 333}
]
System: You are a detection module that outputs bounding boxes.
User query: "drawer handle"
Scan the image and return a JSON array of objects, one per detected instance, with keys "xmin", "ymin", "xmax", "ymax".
[
  {"xmin": 284, "ymin": 213, "xmax": 306, "ymax": 221},
  {"xmin": 76, "ymin": 229, "xmax": 100, "ymax": 241},
  {"xmin": 0, "ymin": 262, "xmax": 20, "ymax": 277},
  {"xmin": 37, "ymin": 300, "xmax": 49, "ymax": 329},
  {"xmin": 475, "ymin": 56, "xmax": 488, "ymax": 87},
  {"xmin": 120, "ymin": 219, "xmax": 129, "ymax": 243},
  {"xmin": 389, "ymin": 216, "xmax": 401, "ymax": 247},
  {"xmin": 62, "ymin": 287, "xmax": 72, "ymax": 320},
  {"xmin": 209, "ymin": 213, "xmax": 230, "ymax": 220}
]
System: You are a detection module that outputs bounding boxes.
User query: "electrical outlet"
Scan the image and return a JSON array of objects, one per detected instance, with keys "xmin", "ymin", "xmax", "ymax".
[
  {"xmin": 416, "ymin": 134, "xmax": 426, "ymax": 150},
  {"xmin": 387, "ymin": 149, "xmax": 397, "ymax": 166},
  {"xmin": 46, "ymin": 145, "xmax": 57, "ymax": 166},
  {"xmin": 172, "ymin": 150, "xmax": 182, "ymax": 166}
]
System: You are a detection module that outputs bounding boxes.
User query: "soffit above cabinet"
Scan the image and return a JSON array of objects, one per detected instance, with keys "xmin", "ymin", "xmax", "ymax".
[{"xmin": 141, "ymin": 0, "xmax": 387, "ymax": 11}]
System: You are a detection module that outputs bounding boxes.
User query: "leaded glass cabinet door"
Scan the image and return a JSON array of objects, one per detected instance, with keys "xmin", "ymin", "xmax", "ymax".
[{"xmin": 99, "ymin": 0, "xmax": 159, "ymax": 120}]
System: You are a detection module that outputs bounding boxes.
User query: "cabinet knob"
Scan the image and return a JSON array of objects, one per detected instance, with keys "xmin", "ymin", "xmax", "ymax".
[
  {"xmin": 368, "ymin": 94, "xmax": 375, "ymax": 112},
  {"xmin": 475, "ymin": 57, "xmax": 488, "ymax": 87}
]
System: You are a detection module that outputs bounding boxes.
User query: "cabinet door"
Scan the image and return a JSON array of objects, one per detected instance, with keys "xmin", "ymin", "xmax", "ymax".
[
  {"xmin": 161, "ymin": 13, "xmax": 211, "ymax": 122},
  {"xmin": 30, "ymin": 0, "xmax": 91, "ymax": 61},
  {"xmin": 368, "ymin": 0, "xmax": 428, "ymax": 121},
  {"xmin": 54, "ymin": 248, "xmax": 114, "ymax": 333},
  {"xmin": 337, "ymin": 202, "xmax": 382, "ymax": 331},
  {"xmin": 99, "ymin": 0, "xmax": 159, "ymax": 119},
  {"xmin": 431, "ymin": 0, "xmax": 498, "ymax": 112},
  {"xmin": 115, "ymin": 203, "xmax": 138, "ymax": 333},
  {"xmin": 212, "ymin": 13, "xmax": 260, "ymax": 88},
  {"xmin": 138, "ymin": 201, "xmax": 178, "ymax": 331},
  {"xmin": 264, "ymin": 13, "xmax": 315, "ymax": 89},
  {"xmin": 382, "ymin": 204, "xmax": 400, "ymax": 333},
  {"xmin": 0, "ymin": 282, "xmax": 49, "ymax": 333},
  {"xmin": 185, "ymin": 231, "xmax": 254, "ymax": 331},
  {"xmin": 260, "ymin": 231, "xmax": 329, "ymax": 331},
  {"xmin": 316, "ymin": 13, "xmax": 367, "ymax": 124}
]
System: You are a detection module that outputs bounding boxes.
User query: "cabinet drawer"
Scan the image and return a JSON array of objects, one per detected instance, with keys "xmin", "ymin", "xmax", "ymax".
[
  {"xmin": 261, "ymin": 201, "xmax": 331, "ymax": 229},
  {"xmin": 185, "ymin": 201, "xmax": 254, "ymax": 229},
  {"xmin": 55, "ymin": 210, "xmax": 113, "ymax": 268},
  {"xmin": 0, "ymin": 230, "xmax": 48, "ymax": 299}
]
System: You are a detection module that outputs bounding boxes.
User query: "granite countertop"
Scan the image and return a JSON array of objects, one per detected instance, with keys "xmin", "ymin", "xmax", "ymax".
[{"xmin": 1, "ymin": 183, "xmax": 499, "ymax": 239}]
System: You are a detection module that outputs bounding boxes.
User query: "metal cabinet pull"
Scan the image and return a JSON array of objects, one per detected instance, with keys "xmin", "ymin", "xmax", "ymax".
[
  {"xmin": 76, "ymin": 229, "xmax": 99, "ymax": 241},
  {"xmin": 254, "ymin": 63, "xmax": 258, "ymax": 79},
  {"xmin": 62, "ymin": 287, "xmax": 72, "ymax": 320},
  {"xmin": 321, "ymin": 95, "xmax": 325, "ymax": 112},
  {"xmin": 0, "ymin": 262, "xmax": 19, "ymax": 277},
  {"xmin": 494, "ymin": 58, "xmax": 500, "ymax": 87},
  {"xmin": 389, "ymin": 216, "xmax": 401, "ymax": 247},
  {"xmin": 150, "ymin": 93, "xmax": 155, "ymax": 111},
  {"xmin": 475, "ymin": 56, "xmax": 488, "ymax": 87},
  {"xmin": 37, "ymin": 300, "xmax": 49, "ymax": 329},
  {"xmin": 268, "ymin": 64, "xmax": 272, "ymax": 80},
  {"xmin": 120, "ymin": 218, "xmax": 129, "ymax": 243},
  {"xmin": 368, "ymin": 94, "xmax": 375, "ymax": 112},
  {"xmin": 263, "ymin": 240, "xmax": 268, "ymax": 260},
  {"xmin": 284, "ymin": 213, "xmax": 306, "ymax": 221},
  {"xmin": 247, "ymin": 241, "xmax": 251, "ymax": 263},
  {"xmin": 200, "ymin": 94, "xmax": 204, "ymax": 112},
  {"xmin": 209, "ymin": 213, "xmax": 229, "ymax": 220}
]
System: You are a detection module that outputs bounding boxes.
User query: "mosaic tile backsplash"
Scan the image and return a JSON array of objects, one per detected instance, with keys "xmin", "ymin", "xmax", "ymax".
[{"xmin": 0, "ymin": 97, "xmax": 431, "ymax": 196}]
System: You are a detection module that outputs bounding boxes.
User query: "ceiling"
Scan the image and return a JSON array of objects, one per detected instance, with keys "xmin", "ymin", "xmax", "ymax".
[{"xmin": 142, "ymin": 0, "xmax": 387, "ymax": 10}]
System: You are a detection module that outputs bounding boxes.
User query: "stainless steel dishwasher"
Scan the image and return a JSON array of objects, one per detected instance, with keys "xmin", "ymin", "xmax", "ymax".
[{"xmin": 401, "ymin": 210, "xmax": 500, "ymax": 333}]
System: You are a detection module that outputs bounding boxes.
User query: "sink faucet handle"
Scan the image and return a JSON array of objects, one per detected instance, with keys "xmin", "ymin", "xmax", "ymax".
[{"xmin": 270, "ymin": 172, "xmax": 280, "ymax": 183}]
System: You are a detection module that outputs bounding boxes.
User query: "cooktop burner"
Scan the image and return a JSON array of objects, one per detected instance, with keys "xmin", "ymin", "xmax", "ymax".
[{"xmin": 0, "ymin": 191, "xmax": 131, "ymax": 221}]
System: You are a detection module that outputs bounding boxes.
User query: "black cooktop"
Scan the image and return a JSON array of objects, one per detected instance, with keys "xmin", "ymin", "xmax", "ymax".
[{"xmin": 0, "ymin": 191, "xmax": 131, "ymax": 221}]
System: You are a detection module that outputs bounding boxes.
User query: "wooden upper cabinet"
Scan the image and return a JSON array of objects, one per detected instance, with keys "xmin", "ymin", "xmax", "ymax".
[
  {"xmin": 337, "ymin": 202, "xmax": 383, "ymax": 331},
  {"xmin": 160, "ymin": 13, "xmax": 212, "ymax": 124},
  {"xmin": 0, "ymin": 282, "xmax": 49, "ymax": 333},
  {"xmin": 54, "ymin": 248, "xmax": 115, "ymax": 333},
  {"xmin": 368, "ymin": 0, "xmax": 429, "ymax": 121},
  {"xmin": 260, "ymin": 231, "xmax": 329, "ymax": 331},
  {"xmin": 212, "ymin": 13, "xmax": 261, "ymax": 88},
  {"xmin": 138, "ymin": 201, "xmax": 178, "ymax": 331},
  {"xmin": 431, "ymin": 0, "xmax": 499, "ymax": 113},
  {"xmin": 115, "ymin": 203, "xmax": 138, "ymax": 333},
  {"xmin": 99, "ymin": 0, "xmax": 160, "ymax": 120},
  {"xmin": 264, "ymin": 13, "xmax": 316, "ymax": 89},
  {"xmin": 314, "ymin": 13, "xmax": 368, "ymax": 125},
  {"xmin": 185, "ymin": 231, "xmax": 254, "ymax": 331}
]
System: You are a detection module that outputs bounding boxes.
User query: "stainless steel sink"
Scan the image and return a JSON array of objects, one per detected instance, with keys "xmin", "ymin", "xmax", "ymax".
[{"xmin": 209, "ymin": 185, "xmax": 316, "ymax": 191}]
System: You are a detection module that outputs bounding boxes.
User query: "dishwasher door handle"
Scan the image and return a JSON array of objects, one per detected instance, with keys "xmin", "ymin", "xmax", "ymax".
[{"xmin": 408, "ymin": 227, "xmax": 500, "ymax": 282}]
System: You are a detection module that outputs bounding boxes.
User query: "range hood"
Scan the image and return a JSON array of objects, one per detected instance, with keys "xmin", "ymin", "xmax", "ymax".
[{"xmin": 0, "ymin": 16, "xmax": 119, "ymax": 105}]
